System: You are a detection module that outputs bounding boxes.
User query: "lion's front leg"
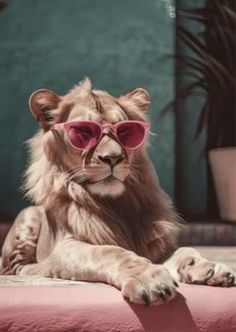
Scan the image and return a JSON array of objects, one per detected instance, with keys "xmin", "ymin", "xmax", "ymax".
[
  {"xmin": 1, "ymin": 206, "xmax": 43, "ymax": 275},
  {"xmin": 20, "ymin": 237, "xmax": 178, "ymax": 305},
  {"xmin": 164, "ymin": 247, "xmax": 235, "ymax": 287}
]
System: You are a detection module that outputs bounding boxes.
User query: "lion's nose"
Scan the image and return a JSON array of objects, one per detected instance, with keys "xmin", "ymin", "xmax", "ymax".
[{"xmin": 98, "ymin": 154, "xmax": 124, "ymax": 168}]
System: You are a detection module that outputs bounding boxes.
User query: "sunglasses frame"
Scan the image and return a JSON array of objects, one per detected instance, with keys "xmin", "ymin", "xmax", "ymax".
[{"xmin": 51, "ymin": 120, "xmax": 150, "ymax": 152}]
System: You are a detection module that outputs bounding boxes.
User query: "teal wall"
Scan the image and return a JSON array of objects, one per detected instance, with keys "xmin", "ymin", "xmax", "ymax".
[
  {"xmin": 0, "ymin": 0, "xmax": 176, "ymax": 217},
  {"xmin": 175, "ymin": 0, "xmax": 207, "ymax": 217}
]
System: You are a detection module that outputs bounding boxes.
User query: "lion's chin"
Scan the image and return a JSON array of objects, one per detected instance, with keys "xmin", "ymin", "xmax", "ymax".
[{"xmin": 86, "ymin": 178, "xmax": 125, "ymax": 197}]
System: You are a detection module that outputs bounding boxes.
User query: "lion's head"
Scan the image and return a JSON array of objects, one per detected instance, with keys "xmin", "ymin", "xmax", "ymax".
[
  {"xmin": 23, "ymin": 78, "xmax": 180, "ymax": 256},
  {"xmin": 25, "ymin": 78, "xmax": 151, "ymax": 204}
]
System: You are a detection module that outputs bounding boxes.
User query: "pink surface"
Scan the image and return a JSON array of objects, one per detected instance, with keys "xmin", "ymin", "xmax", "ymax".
[{"xmin": 0, "ymin": 283, "xmax": 236, "ymax": 332}]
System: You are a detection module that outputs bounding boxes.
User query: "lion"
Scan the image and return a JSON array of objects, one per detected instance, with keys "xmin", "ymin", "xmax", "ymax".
[{"xmin": 1, "ymin": 78, "xmax": 235, "ymax": 305}]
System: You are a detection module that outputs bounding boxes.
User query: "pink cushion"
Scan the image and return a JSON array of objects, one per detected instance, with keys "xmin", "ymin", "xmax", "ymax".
[{"xmin": 0, "ymin": 283, "xmax": 236, "ymax": 332}]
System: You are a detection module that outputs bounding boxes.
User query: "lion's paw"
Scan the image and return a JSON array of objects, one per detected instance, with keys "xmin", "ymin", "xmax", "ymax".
[
  {"xmin": 206, "ymin": 263, "xmax": 235, "ymax": 287},
  {"xmin": 121, "ymin": 264, "xmax": 178, "ymax": 305}
]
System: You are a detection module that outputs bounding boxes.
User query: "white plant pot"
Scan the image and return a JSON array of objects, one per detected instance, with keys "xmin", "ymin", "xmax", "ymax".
[{"xmin": 209, "ymin": 147, "xmax": 236, "ymax": 222}]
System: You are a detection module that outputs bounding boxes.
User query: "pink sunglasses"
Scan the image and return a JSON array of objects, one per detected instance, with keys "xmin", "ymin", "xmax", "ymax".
[{"xmin": 52, "ymin": 120, "xmax": 150, "ymax": 153}]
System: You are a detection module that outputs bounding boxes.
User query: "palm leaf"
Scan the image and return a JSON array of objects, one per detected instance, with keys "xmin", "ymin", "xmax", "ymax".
[
  {"xmin": 223, "ymin": 4, "xmax": 236, "ymax": 21},
  {"xmin": 162, "ymin": 0, "xmax": 236, "ymax": 149},
  {"xmin": 177, "ymin": 9, "xmax": 207, "ymax": 24},
  {"xmin": 160, "ymin": 80, "xmax": 207, "ymax": 116},
  {"xmin": 175, "ymin": 54, "xmax": 206, "ymax": 75},
  {"xmin": 177, "ymin": 25, "xmax": 235, "ymax": 90}
]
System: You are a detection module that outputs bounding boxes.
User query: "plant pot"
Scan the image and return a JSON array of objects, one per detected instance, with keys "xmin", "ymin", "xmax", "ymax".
[{"xmin": 209, "ymin": 148, "xmax": 236, "ymax": 222}]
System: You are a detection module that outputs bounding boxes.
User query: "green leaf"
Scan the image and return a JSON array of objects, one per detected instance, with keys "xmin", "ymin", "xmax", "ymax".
[
  {"xmin": 223, "ymin": 4, "xmax": 236, "ymax": 21},
  {"xmin": 177, "ymin": 25, "xmax": 235, "ymax": 91},
  {"xmin": 178, "ymin": 8, "xmax": 207, "ymax": 23}
]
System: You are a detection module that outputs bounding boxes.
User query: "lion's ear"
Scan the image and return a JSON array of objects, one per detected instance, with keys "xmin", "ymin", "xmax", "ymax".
[
  {"xmin": 29, "ymin": 89, "xmax": 61, "ymax": 130},
  {"xmin": 119, "ymin": 88, "xmax": 150, "ymax": 112}
]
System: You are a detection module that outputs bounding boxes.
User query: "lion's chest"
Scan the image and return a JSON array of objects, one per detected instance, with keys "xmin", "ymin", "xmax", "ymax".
[{"xmin": 67, "ymin": 203, "xmax": 123, "ymax": 247}]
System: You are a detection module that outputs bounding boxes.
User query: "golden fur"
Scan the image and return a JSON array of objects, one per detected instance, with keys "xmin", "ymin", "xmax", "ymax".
[
  {"xmin": 24, "ymin": 78, "xmax": 180, "ymax": 260},
  {"xmin": 1, "ymin": 79, "xmax": 235, "ymax": 305}
]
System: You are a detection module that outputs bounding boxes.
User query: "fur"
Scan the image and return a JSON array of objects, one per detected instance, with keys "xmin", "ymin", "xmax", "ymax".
[{"xmin": 1, "ymin": 78, "xmax": 235, "ymax": 305}]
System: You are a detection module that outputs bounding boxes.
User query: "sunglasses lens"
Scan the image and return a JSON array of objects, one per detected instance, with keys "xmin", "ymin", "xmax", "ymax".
[
  {"xmin": 117, "ymin": 122, "xmax": 146, "ymax": 149},
  {"xmin": 68, "ymin": 123, "xmax": 101, "ymax": 149}
]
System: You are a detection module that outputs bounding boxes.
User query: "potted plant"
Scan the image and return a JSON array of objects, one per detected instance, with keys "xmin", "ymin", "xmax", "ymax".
[{"xmin": 168, "ymin": 0, "xmax": 236, "ymax": 221}]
